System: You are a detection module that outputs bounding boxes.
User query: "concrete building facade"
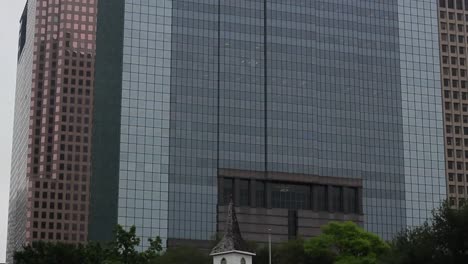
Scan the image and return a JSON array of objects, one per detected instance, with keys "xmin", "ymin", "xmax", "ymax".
[
  {"xmin": 438, "ymin": 0, "xmax": 468, "ymax": 208},
  {"xmin": 7, "ymin": 0, "xmax": 98, "ymax": 262}
]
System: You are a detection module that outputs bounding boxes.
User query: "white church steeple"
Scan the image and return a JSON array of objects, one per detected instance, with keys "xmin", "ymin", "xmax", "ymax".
[{"xmin": 210, "ymin": 199, "xmax": 256, "ymax": 264}]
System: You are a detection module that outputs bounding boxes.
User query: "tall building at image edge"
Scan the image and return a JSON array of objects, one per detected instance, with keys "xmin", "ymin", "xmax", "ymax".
[
  {"xmin": 438, "ymin": 0, "xmax": 468, "ymax": 208},
  {"xmin": 7, "ymin": 0, "xmax": 446, "ymax": 262},
  {"xmin": 7, "ymin": 0, "xmax": 98, "ymax": 262}
]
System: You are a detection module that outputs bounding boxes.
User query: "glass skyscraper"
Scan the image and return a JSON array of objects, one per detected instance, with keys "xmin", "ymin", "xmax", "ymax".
[
  {"xmin": 9, "ymin": 0, "xmax": 446, "ymax": 261},
  {"xmin": 90, "ymin": 0, "xmax": 446, "ymax": 246}
]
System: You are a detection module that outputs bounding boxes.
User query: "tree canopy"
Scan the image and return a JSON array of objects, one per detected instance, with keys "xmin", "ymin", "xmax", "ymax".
[
  {"xmin": 304, "ymin": 221, "xmax": 390, "ymax": 264},
  {"xmin": 13, "ymin": 225, "xmax": 209, "ymax": 264},
  {"xmin": 253, "ymin": 238, "xmax": 313, "ymax": 264},
  {"xmin": 13, "ymin": 241, "xmax": 86, "ymax": 264},
  {"xmin": 385, "ymin": 203, "xmax": 468, "ymax": 264},
  {"xmin": 14, "ymin": 203, "xmax": 468, "ymax": 264}
]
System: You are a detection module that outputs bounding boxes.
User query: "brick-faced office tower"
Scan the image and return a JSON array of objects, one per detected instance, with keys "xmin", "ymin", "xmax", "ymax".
[
  {"xmin": 7, "ymin": 0, "xmax": 97, "ymax": 262},
  {"xmin": 438, "ymin": 0, "xmax": 468, "ymax": 208},
  {"xmin": 8, "ymin": 0, "xmax": 447, "ymax": 262}
]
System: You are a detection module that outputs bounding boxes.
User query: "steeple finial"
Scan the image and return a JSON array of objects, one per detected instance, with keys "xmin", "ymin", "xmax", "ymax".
[{"xmin": 210, "ymin": 198, "xmax": 250, "ymax": 255}]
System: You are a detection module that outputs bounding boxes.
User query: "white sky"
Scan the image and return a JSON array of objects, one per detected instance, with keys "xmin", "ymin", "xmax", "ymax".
[{"xmin": 0, "ymin": 0, "xmax": 27, "ymax": 261}]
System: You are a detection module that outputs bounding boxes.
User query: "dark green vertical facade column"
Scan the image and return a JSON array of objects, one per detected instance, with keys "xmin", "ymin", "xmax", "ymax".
[{"xmin": 89, "ymin": 0, "xmax": 125, "ymax": 242}]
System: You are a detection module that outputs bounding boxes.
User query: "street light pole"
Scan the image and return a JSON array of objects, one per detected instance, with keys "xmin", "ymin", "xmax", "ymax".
[{"xmin": 268, "ymin": 228, "xmax": 272, "ymax": 264}]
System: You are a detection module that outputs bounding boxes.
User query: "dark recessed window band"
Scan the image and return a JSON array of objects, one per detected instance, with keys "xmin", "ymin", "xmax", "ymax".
[{"xmin": 218, "ymin": 175, "xmax": 362, "ymax": 214}]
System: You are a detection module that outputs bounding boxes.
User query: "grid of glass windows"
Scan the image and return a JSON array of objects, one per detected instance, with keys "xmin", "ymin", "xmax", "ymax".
[
  {"xmin": 117, "ymin": 0, "xmax": 446, "ymax": 244},
  {"xmin": 168, "ymin": 0, "xmax": 218, "ymax": 241},
  {"xmin": 398, "ymin": 0, "xmax": 446, "ymax": 232},
  {"xmin": 119, "ymin": 0, "xmax": 172, "ymax": 249},
  {"xmin": 218, "ymin": 0, "xmax": 266, "ymax": 172}
]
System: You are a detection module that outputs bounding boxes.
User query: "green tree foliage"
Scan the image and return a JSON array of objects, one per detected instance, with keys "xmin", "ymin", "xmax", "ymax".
[
  {"xmin": 83, "ymin": 241, "xmax": 106, "ymax": 264},
  {"xmin": 273, "ymin": 238, "xmax": 310, "ymax": 264},
  {"xmin": 13, "ymin": 241, "xmax": 85, "ymax": 264},
  {"xmin": 141, "ymin": 237, "xmax": 164, "ymax": 262},
  {"xmin": 106, "ymin": 225, "xmax": 142, "ymax": 264},
  {"xmin": 13, "ymin": 225, "xmax": 164, "ymax": 264},
  {"xmin": 385, "ymin": 203, "xmax": 468, "ymax": 264},
  {"xmin": 153, "ymin": 247, "xmax": 210, "ymax": 264},
  {"xmin": 21, "ymin": 211, "xmax": 468, "ymax": 264},
  {"xmin": 253, "ymin": 239, "xmax": 313, "ymax": 264},
  {"xmin": 304, "ymin": 221, "xmax": 390, "ymax": 264},
  {"xmin": 13, "ymin": 225, "xmax": 212, "ymax": 264}
]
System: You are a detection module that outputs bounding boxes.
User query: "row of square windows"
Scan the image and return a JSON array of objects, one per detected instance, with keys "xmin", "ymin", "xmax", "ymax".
[
  {"xmin": 445, "ymin": 113, "xmax": 468, "ymax": 123},
  {"xmin": 31, "ymin": 231, "xmax": 85, "ymax": 242},
  {"xmin": 441, "ymin": 72, "xmax": 468, "ymax": 85},
  {"xmin": 442, "ymin": 56, "xmax": 467, "ymax": 66},
  {"xmin": 31, "ymin": 180, "xmax": 88, "ymax": 193},
  {"xmin": 30, "ymin": 147, "xmax": 88, "ymax": 168},
  {"xmin": 448, "ymin": 185, "xmax": 468, "ymax": 194},
  {"xmin": 441, "ymin": 44, "xmax": 468, "ymax": 54},
  {"xmin": 33, "ymin": 200, "xmax": 87, "ymax": 211},
  {"xmin": 32, "ymin": 221, "xmax": 86, "ymax": 232},
  {"xmin": 446, "ymin": 137, "xmax": 468, "ymax": 147},
  {"xmin": 445, "ymin": 125, "xmax": 468, "ymax": 134},
  {"xmin": 59, "ymin": 124, "xmax": 91, "ymax": 134},
  {"xmin": 444, "ymin": 101, "xmax": 468, "ymax": 111},
  {"xmin": 30, "ymin": 104, "xmax": 91, "ymax": 117},
  {"xmin": 448, "ymin": 172, "xmax": 468, "ymax": 182},
  {"xmin": 447, "ymin": 160, "xmax": 468, "ymax": 170},
  {"xmin": 60, "ymin": 115, "xmax": 91, "ymax": 125},
  {"xmin": 446, "ymin": 148, "xmax": 468, "ymax": 158},
  {"xmin": 449, "ymin": 197, "xmax": 468, "ymax": 208},
  {"xmin": 440, "ymin": 0, "xmax": 468, "ymax": 10},
  {"xmin": 63, "ymin": 77, "xmax": 92, "ymax": 87},
  {"xmin": 33, "ymin": 87, "xmax": 92, "ymax": 101},
  {"xmin": 34, "ymin": 189, "xmax": 87, "ymax": 199},
  {"xmin": 64, "ymin": 58, "xmax": 93, "ymax": 68},
  {"xmin": 31, "ymin": 210, "xmax": 86, "ymax": 221},
  {"xmin": 36, "ymin": 70, "xmax": 91, "ymax": 90},
  {"xmin": 441, "ymin": 33, "xmax": 468, "ymax": 44},
  {"xmin": 442, "ymin": 67, "xmax": 468, "ymax": 77},
  {"xmin": 440, "ymin": 20, "xmax": 468, "ymax": 32},
  {"xmin": 32, "ymin": 164, "xmax": 89, "ymax": 174},
  {"xmin": 440, "ymin": 9, "xmax": 468, "ymax": 21},
  {"xmin": 63, "ymin": 68, "xmax": 93, "ymax": 78},
  {"xmin": 31, "ymin": 134, "xmax": 90, "ymax": 148},
  {"xmin": 34, "ymin": 181, "xmax": 87, "ymax": 190}
]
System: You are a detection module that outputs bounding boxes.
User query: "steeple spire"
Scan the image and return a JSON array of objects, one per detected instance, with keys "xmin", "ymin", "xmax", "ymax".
[{"xmin": 211, "ymin": 198, "xmax": 250, "ymax": 254}]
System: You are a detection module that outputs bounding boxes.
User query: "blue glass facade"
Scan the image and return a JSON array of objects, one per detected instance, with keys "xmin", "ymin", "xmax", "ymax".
[
  {"xmin": 398, "ymin": 0, "xmax": 446, "ymax": 231},
  {"xmin": 116, "ymin": 0, "xmax": 445, "ymax": 246},
  {"xmin": 118, "ymin": 0, "xmax": 173, "ymax": 248}
]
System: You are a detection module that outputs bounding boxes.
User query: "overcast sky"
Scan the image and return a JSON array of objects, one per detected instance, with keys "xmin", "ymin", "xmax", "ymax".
[{"xmin": 0, "ymin": 0, "xmax": 27, "ymax": 261}]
